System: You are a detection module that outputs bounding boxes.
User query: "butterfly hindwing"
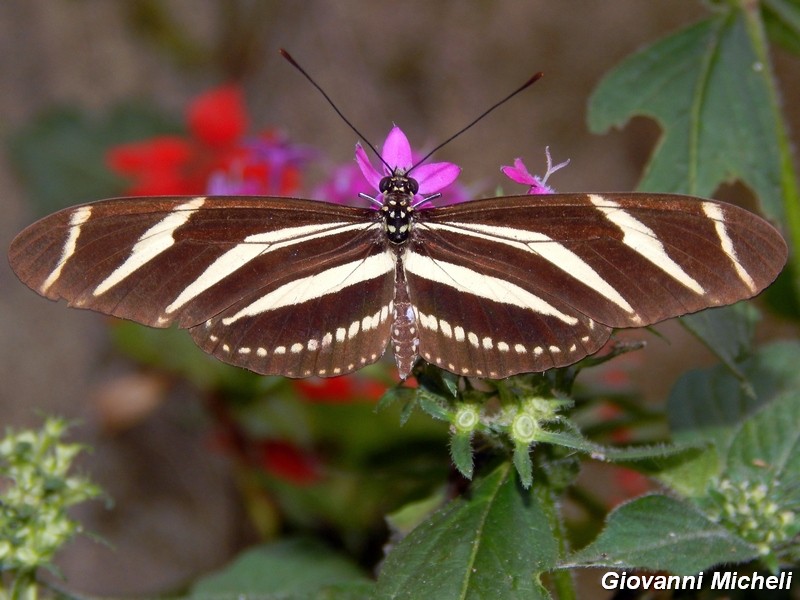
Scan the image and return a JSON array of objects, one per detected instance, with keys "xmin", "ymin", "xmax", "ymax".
[
  {"xmin": 403, "ymin": 247, "xmax": 611, "ymax": 377},
  {"xmin": 191, "ymin": 239, "xmax": 396, "ymax": 377}
]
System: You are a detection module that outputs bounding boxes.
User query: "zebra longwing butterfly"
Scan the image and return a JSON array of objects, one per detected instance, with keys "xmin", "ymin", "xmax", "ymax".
[
  {"xmin": 8, "ymin": 133, "xmax": 787, "ymax": 380},
  {"xmin": 6, "ymin": 49, "xmax": 788, "ymax": 381}
]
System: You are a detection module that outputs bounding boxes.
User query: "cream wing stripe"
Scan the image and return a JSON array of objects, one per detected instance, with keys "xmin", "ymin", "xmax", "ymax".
[
  {"xmin": 93, "ymin": 198, "xmax": 206, "ymax": 296},
  {"xmin": 702, "ymin": 202, "xmax": 757, "ymax": 293},
  {"xmin": 423, "ymin": 221, "xmax": 636, "ymax": 315},
  {"xmin": 589, "ymin": 195, "xmax": 705, "ymax": 295},
  {"xmin": 163, "ymin": 221, "xmax": 371, "ymax": 317},
  {"xmin": 41, "ymin": 206, "xmax": 93, "ymax": 293},
  {"xmin": 404, "ymin": 252, "xmax": 578, "ymax": 325},
  {"xmin": 221, "ymin": 251, "xmax": 395, "ymax": 324}
]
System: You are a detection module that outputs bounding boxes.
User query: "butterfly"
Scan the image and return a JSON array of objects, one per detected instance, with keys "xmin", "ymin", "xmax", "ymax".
[
  {"xmin": 9, "ymin": 121, "xmax": 787, "ymax": 380},
  {"xmin": 9, "ymin": 47, "xmax": 788, "ymax": 380}
]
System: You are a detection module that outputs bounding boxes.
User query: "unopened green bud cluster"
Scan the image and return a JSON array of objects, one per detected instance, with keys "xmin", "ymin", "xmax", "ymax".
[
  {"xmin": 450, "ymin": 396, "xmax": 566, "ymax": 445},
  {"xmin": 707, "ymin": 478, "xmax": 798, "ymax": 557}
]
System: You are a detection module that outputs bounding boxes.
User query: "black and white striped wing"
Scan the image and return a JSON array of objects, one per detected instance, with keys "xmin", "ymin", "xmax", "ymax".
[
  {"xmin": 9, "ymin": 196, "xmax": 395, "ymax": 377},
  {"xmin": 408, "ymin": 193, "xmax": 786, "ymax": 378}
]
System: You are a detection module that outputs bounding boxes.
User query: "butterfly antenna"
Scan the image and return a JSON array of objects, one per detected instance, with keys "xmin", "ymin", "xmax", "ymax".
[
  {"xmin": 409, "ymin": 71, "xmax": 544, "ymax": 173},
  {"xmin": 280, "ymin": 49, "xmax": 391, "ymax": 172}
]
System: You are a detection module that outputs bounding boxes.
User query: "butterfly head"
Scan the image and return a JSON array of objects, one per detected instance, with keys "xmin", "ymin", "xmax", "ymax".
[{"xmin": 379, "ymin": 173, "xmax": 419, "ymax": 196}]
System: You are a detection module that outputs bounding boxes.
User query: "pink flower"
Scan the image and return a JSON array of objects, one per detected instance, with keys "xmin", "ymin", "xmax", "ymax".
[
  {"xmin": 355, "ymin": 126, "xmax": 461, "ymax": 205},
  {"xmin": 501, "ymin": 147, "xmax": 570, "ymax": 194}
]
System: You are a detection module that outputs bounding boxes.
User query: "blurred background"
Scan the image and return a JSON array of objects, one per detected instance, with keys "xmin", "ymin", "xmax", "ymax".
[{"xmin": 1, "ymin": 1, "xmax": 798, "ymax": 595}]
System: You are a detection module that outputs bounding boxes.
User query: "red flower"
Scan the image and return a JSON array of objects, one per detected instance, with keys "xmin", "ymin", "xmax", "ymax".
[
  {"xmin": 259, "ymin": 440, "xmax": 321, "ymax": 486},
  {"xmin": 608, "ymin": 466, "xmax": 652, "ymax": 507},
  {"xmin": 206, "ymin": 131, "xmax": 311, "ymax": 196},
  {"xmin": 188, "ymin": 85, "xmax": 248, "ymax": 147},
  {"xmin": 106, "ymin": 136, "xmax": 196, "ymax": 195},
  {"xmin": 294, "ymin": 375, "xmax": 387, "ymax": 404},
  {"xmin": 107, "ymin": 84, "xmax": 280, "ymax": 196}
]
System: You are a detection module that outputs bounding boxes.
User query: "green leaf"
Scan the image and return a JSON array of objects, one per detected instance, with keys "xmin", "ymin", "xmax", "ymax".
[
  {"xmin": 512, "ymin": 442, "xmax": 533, "ymax": 489},
  {"xmin": 376, "ymin": 385, "xmax": 417, "ymax": 414},
  {"xmin": 385, "ymin": 486, "xmax": 449, "ymax": 538},
  {"xmin": 190, "ymin": 538, "xmax": 370, "ymax": 599},
  {"xmin": 375, "ymin": 462, "xmax": 558, "ymax": 600},
  {"xmin": 414, "ymin": 364, "xmax": 459, "ymax": 399},
  {"xmin": 700, "ymin": 391, "xmax": 800, "ymax": 567},
  {"xmin": 417, "ymin": 388, "xmax": 451, "ymax": 422},
  {"xmin": 655, "ymin": 445, "xmax": 720, "ymax": 499},
  {"xmin": 589, "ymin": 6, "xmax": 800, "ymax": 299},
  {"xmin": 725, "ymin": 388, "xmax": 800, "ymax": 484},
  {"xmin": 531, "ymin": 427, "xmax": 600, "ymax": 455},
  {"xmin": 567, "ymin": 494, "xmax": 758, "ymax": 575},
  {"xmin": 450, "ymin": 431, "xmax": 474, "ymax": 479},
  {"xmin": 662, "ymin": 341, "xmax": 800, "ymax": 496},
  {"xmin": 7, "ymin": 103, "xmax": 182, "ymax": 216},
  {"xmin": 534, "ymin": 427, "xmax": 700, "ymax": 466},
  {"xmin": 680, "ymin": 303, "xmax": 759, "ymax": 375},
  {"xmin": 668, "ymin": 340, "xmax": 800, "ymax": 453},
  {"xmin": 589, "ymin": 11, "xmax": 789, "ymax": 218}
]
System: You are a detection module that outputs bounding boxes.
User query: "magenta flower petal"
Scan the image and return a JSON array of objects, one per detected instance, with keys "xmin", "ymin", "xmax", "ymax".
[
  {"xmin": 501, "ymin": 148, "xmax": 569, "ymax": 195},
  {"xmin": 382, "ymin": 126, "xmax": 413, "ymax": 171},
  {"xmin": 352, "ymin": 125, "xmax": 462, "ymax": 205},
  {"xmin": 355, "ymin": 142, "xmax": 382, "ymax": 190},
  {"xmin": 500, "ymin": 158, "xmax": 537, "ymax": 186},
  {"xmin": 413, "ymin": 161, "xmax": 462, "ymax": 194}
]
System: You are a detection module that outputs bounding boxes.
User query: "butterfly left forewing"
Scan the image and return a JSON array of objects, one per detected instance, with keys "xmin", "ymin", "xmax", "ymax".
[{"xmin": 10, "ymin": 196, "xmax": 396, "ymax": 377}]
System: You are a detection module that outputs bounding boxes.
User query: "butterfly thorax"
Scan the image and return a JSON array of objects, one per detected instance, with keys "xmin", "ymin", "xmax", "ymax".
[{"xmin": 379, "ymin": 173, "xmax": 417, "ymax": 245}]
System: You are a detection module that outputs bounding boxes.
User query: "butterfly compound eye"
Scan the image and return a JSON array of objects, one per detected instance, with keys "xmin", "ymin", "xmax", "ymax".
[
  {"xmin": 379, "ymin": 177, "xmax": 392, "ymax": 193},
  {"xmin": 407, "ymin": 177, "xmax": 419, "ymax": 195}
]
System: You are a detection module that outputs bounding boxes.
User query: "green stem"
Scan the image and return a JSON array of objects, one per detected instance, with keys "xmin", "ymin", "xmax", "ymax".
[{"xmin": 8, "ymin": 570, "xmax": 38, "ymax": 600}]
